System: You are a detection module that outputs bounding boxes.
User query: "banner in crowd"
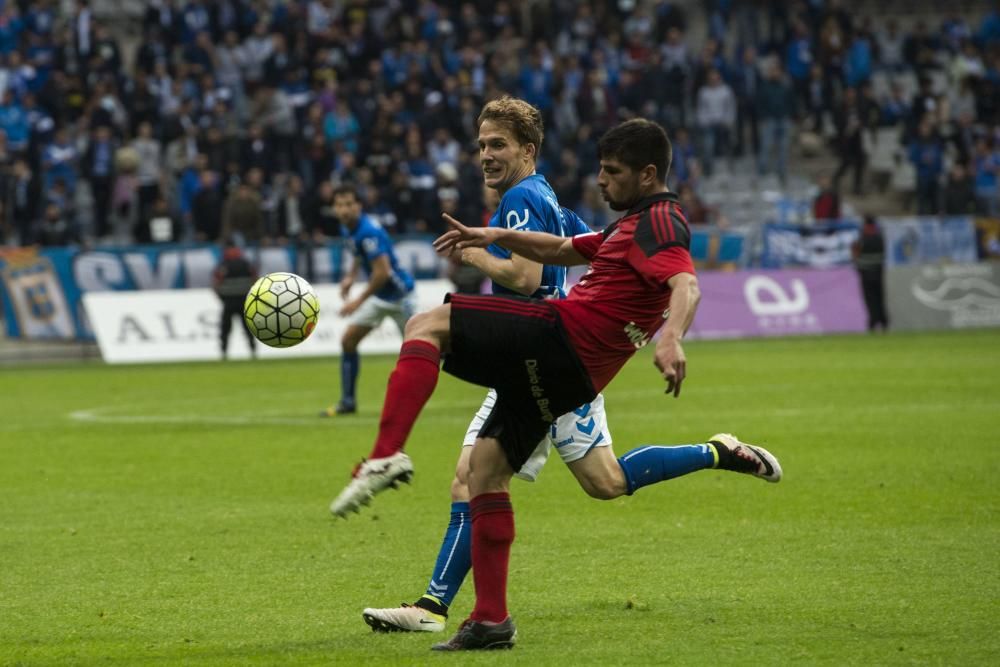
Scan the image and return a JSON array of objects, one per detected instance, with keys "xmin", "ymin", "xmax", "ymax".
[
  {"xmin": 885, "ymin": 263, "xmax": 1000, "ymax": 331},
  {"xmin": 761, "ymin": 221, "xmax": 860, "ymax": 269},
  {"xmin": 687, "ymin": 268, "xmax": 867, "ymax": 339},
  {"xmin": 881, "ymin": 217, "xmax": 979, "ymax": 267},
  {"xmin": 84, "ymin": 280, "xmax": 454, "ymax": 364},
  {"xmin": 974, "ymin": 217, "xmax": 1000, "ymax": 260}
]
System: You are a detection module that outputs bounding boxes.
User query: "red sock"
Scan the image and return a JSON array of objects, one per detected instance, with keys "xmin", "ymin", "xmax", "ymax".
[
  {"xmin": 469, "ymin": 492, "xmax": 514, "ymax": 623},
  {"xmin": 369, "ymin": 340, "xmax": 440, "ymax": 459}
]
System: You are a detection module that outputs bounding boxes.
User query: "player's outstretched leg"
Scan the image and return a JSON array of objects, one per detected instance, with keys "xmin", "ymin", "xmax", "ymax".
[{"xmin": 613, "ymin": 434, "xmax": 781, "ymax": 496}]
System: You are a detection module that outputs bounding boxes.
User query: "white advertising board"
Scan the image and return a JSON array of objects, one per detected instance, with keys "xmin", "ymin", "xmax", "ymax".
[{"xmin": 83, "ymin": 280, "xmax": 453, "ymax": 364}]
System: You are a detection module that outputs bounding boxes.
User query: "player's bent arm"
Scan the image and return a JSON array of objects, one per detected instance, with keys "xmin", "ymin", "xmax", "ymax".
[
  {"xmin": 460, "ymin": 247, "xmax": 542, "ymax": 296},
  {"xmin": 660, "ymin": 272, "xmax": 701, "ymax": 341},
  {"xmin": 351, "ymin": 255, "xmax": 392, "ymax": 303}
]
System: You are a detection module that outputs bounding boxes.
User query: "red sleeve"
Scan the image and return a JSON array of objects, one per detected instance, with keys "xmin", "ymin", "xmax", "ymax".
[
  {"xmin": 629, "ymin": 245, "xmax": 695, "ymax": 284},
  {"xmin": 571, "ymin": 232, "xmax": 603, "ymax": 260}
]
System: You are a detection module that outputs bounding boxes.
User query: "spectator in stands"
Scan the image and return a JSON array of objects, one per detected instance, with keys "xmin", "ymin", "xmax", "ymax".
[
  {"xmin": 677, "ymin": 182, "xmax": 713, "ymax": 226},
  {"xmin": 41, "ymin": 125, "xmax": 77, "ymax": 194},
  {"xmin": 875, "ymin": 18, "xmax": 905, "ymax": 73},
  {"xmin": 833, "ymin": 87, "xmax": 870, "ymax": 196},
  {"xmin": 908, "ymin": 120, "xmax": 945, "ymax": 215},
  {"xmin": 731, "ymin": 45, "xmax": 760, "ymax": 161},
  {"xmin": 9, "ymin": 158, "xmax": 39, "ymax": 243},
  {"xmin": 844, "ymin": 27, "xmax": 873, "ymax": 89},
  {"xmin": 35, "ymin": 201, "xmax": 76, "ymax": 246},
  {"xmin": 81, "ymin": 123, "xmax": 116, "ymax": 240},
  {"xmin": 942, "ymin": 162, "xmax": 977, "ymax": 216},
  {"xmin": 813, "ymin": 174, "xmax": 841, "ymax": 221},
  {"xmin": 756, "ymin": 58, "xmax": 795, "ymax": 184},
  {"xmin": 220, "ymin": 171, "xmax": 266, "ymax": 245},
  {"xmin": 139, "ymin": 194, "xmax": 180, "ymax": 244},
  {"xmin": 308, "ymin": 179, "xmax": 339, "ymax": 240},
  {"xmin": 973, "ymin": 137, "xmax": 1000, "ymax": 217},
  {"xmin": 695, "ymin": 67, "xmax": 735, "ymax": 177},
  {"xmin": 130, "ymin": 120, "xmax": 161, "ymax": 227},
  {"xmin": 191, "ymin": 168, "xmax": 223, "ymax": 242}
]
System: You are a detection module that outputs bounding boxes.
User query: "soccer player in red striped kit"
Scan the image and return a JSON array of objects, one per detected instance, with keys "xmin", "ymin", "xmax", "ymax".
[{"xmin": 331, "ymin": 118, "xmax": 782, "ymax": 650}]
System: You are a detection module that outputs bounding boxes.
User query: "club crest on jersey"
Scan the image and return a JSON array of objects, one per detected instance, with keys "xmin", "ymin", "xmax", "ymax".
[{"xmin": 624, "ymin": 321, "xmax": 650, "ymax": 348}]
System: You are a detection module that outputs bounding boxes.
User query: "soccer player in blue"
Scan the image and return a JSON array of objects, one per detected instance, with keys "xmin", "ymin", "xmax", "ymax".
[
  {"xmin": 320, "ymin": 185, "xmax": 416, "ymax": 416},
  {"xmin": 350, "ymin": 97, "xmax": 616, "ymax": 632}
]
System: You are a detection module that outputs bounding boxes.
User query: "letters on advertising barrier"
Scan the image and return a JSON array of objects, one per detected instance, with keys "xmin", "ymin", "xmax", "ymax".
[
  {"xmin": 687, "ymin": 268, "xmax": 868, "ymax": 339},
  {"xmin": 84, "ymin": 280, "xmax": 454, "ymax": 364}
]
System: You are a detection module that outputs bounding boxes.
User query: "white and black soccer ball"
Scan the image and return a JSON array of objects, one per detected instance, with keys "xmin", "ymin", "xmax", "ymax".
[{"xmin": 244, "ymin": 272, "xmax": 320, "ymax": 348}]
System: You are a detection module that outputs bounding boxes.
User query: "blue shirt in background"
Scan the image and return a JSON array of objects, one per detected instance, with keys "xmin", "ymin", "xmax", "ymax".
[{"xmin": 344, "ymin": 214, "xmax": 415, "ymax": 301}]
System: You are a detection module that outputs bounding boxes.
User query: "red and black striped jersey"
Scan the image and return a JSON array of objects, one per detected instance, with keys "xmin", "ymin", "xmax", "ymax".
[{"xmin": 550, "ymin": 192, "xmax": 695, "ymax": 391}]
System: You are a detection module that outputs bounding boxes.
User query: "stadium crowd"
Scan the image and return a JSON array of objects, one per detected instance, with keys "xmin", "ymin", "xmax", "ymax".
[{"xmin": 0, "ymin": 0, "xmax": 999, "ymax": 247}]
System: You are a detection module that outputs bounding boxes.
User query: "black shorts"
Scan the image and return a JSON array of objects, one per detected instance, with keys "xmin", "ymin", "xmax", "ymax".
[{"xmin": 443, "ymin": 293, "xmax": 596, "ymax": 472}]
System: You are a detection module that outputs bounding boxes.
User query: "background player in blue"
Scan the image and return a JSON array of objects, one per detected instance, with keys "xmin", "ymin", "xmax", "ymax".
[
  {"xmin": 320, "ymin": 185, "xmax": 416, "ymax": 417},
  {"xmin": 353, "ymin": 97, "xmax": 615, "ymax": 633}
]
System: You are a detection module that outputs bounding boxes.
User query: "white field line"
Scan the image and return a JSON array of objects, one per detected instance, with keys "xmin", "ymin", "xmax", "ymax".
[
  {"xmin": 65, "ymin": 396, "xmax": 991, "ymax": 429},
  {"xmin": 66, "ymin": 400, "xmax": 483, "ymax": 427}
]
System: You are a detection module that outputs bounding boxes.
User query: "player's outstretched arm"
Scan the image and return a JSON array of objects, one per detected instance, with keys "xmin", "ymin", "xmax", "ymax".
[{"xmin": 436, "ymin": 213, "xmax": 589, "ymax": 266}]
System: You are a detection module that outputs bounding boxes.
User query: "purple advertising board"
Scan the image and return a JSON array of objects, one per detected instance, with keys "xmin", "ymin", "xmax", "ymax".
[{"xmin": 687, "ymin": 268, "xmax": 867, "ymax": 339}]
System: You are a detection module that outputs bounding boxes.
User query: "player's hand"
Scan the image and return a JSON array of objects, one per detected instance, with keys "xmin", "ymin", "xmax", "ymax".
[
  {"xmin": 340, "ymin": 298, "xmax": 361, "ymax": 316},
  {"xmin": 339, "ymin": 279, "xmax": 353, "ymax": 300},
  {"xmin": 654, "ymin": 337, "xmax": 687, "ymax": 398},
  {"xmin": 434, "ymin": 214, "xmax": 499, "ymax": 254}
]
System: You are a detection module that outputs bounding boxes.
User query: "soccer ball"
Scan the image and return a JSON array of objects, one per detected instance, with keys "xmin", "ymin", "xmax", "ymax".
[{"xmin": 244, "ymin": 272, "xmax": 320, "ymax": 348}]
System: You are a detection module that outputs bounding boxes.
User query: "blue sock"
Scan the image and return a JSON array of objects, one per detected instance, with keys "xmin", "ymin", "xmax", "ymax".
[
  {"xmin": 421, "ymin": 501, "xmax": 471, "ymax": 611},
  {"xmin": 340, "ymin": 351, "xmax": 359, "ymax": 404},
  {"xmin": 616, "ymin": 444, "xmax": 718, "ymax": 495}
]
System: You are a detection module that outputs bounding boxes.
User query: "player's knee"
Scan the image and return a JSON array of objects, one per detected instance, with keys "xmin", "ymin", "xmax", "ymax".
[
  {"xmin": 403, "ymin": 312, "xmax": 427, "ymax": 339},
  {"xmin": 403, "ymin": 305, "xmax": 449, "ymax": 342}
]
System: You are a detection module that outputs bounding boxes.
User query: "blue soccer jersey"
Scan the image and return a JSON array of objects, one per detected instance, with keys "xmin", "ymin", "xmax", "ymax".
[
  {"xmin": 487, "ymin": 174, "xmax": 589, "ymax": 299},
  {"xmin": 344, "ymin": 214, "xmax": 415, "ymax": 301}
]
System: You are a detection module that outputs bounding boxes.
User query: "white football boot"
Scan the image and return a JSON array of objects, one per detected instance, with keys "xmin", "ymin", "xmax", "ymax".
[
  {"xmin": 362, "ymin": 603, "xmax": 447, "ymax": 632},
  {"xmin": 709, "ymin": 433, "xmax": 782, "ymax": 483},
  {"xmin": 330, "ymin": 452, "xmax": 414, "ymax": 517}
]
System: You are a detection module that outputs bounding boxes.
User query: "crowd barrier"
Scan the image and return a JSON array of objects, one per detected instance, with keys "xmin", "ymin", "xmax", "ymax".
[
  {"xmin": 0, "ymin": 229, "xmax": 747, "ymax": 342},
  {"xmin": 886, "ymin": 263, "xmax": 1000, "ymax": 330},
  {"xmin": 84, "ymin": 280, "xmax": 454, "ymax": 364}
]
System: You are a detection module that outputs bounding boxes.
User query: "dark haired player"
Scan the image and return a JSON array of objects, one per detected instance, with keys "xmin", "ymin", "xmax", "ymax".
[{"xmin": 331, "ymin": 119, "xmax": 782, "ymax": 650}]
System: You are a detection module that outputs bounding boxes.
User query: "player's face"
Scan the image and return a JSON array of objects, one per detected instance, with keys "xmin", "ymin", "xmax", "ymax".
[
  {"xmin": 333, "ymin": 193, "xmax": 362, "ymax": 226},
  {"xmin": 478, "ymin": 120, "xmax": 534, "ymax": 195},
  {"xmin": 597, "ymin": 158, "xmax": 642, "ymax": 211}
]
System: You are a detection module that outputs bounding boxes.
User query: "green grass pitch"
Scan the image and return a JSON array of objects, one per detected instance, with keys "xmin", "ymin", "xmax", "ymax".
[{"xmin": 1, "ymin": 330, "xmax": 997, "ymax": 665}]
